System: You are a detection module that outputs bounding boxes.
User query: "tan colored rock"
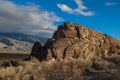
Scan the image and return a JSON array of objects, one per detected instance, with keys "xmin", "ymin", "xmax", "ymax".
[
  {"xmin": 52, "ymin": 38, "xmax": 72, "ymax": 59},
  {"xmin": 31, "ymin": 22, "xmax": 120, "ymax": 62},
  {"xmin": 45, "ymin": 22, "xmax": 120, "ymax": 61}
]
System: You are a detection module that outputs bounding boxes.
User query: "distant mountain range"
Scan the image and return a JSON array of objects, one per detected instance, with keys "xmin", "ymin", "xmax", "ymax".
[
  {"xmin": 0, "ymin": 32, "xmax": 49, "ymax": 53},
  {"xmin": 0, "ymin": 32, "xmax": 48, "ymax": 44}
]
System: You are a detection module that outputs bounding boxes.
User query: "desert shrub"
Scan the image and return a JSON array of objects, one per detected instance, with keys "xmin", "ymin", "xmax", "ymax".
[
  {"xmin": 1, "ymin": 57, "xmax": 119, "ymax": 80},
  {"xmin": 0, "ymin": 58, "xmax": 86, "ymax": 80},
  {"xmin": 43, "ymin": 58, "xmax": 85, "ymax": 80}
]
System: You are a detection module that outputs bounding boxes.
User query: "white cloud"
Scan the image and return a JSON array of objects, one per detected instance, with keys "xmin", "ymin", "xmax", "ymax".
[
  {"xmin": 0, "ymin": 0, "xmax": 63, "ymax": 38},
  {"xmin": 105, "ymin": 2, "xmax": 116, "ymax": 6},
  {"xmin": 57, "ymin": 0, "xmax": 94, "ymax": 16},
  {"xmin": 75, "ymin": 0, "xmax": 87, "ymax": 10},
  {"xmin": 57, "ymin": 4, "xmax": 73, "ymax": 14}
]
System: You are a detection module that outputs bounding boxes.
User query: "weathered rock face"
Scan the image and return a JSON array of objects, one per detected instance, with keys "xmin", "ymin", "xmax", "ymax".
[
  {"xmin": 44, "ymin": 22, "xmax": 120, "ymax": 61},
  {"xmin": 32, "ymin": 22, "xmax": 120, "ymax": 62}
]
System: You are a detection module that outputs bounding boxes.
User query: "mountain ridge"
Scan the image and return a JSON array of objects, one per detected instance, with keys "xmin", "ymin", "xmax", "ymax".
[
  {"xmin": 0, "ymin": 32, "xmax": 48, "ymax": 44},
  {"xmin": 0, "ymin": 32, "xmax": 48, "ymax": 53}
]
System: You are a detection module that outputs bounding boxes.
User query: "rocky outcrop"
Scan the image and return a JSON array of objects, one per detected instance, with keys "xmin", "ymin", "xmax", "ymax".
[
  {"xmin": 31, "ymin": 22, "xmax": 120, "ymax": 62},
  {"xmin": 31, "ymin": 40, "xmax": 48, "ymax": 61},
  {"xmin": 31, "ymin": 40, "xmax": 42, "ymax": 58}
]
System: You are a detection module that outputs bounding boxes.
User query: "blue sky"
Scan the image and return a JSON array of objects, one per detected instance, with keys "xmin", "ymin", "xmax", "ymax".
[{"xmin": 0, "ymin": 0, "xmax": 120, "ymax": 39}]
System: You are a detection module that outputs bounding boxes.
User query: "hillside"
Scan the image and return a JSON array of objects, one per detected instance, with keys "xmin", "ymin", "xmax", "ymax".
[
  {"xmin": 0, "ymin": 32, "xmax": 48, "ymax": 53},
  {"xmin": 0, "ymin": 36, "xmax": 32, "ymax": 53},
  {"xmin": 0, "ymin": 32, "xmax": 48, "ymax": 44}
]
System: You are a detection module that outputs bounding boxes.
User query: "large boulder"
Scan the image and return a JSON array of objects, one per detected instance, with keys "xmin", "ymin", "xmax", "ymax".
[
  {"xmin": 44, "ymin": 22, "xmax": 120, "ymax": 61},
  {"xmin": 31, "ymin": 22, "xmax": 120, "ymax": 62}
]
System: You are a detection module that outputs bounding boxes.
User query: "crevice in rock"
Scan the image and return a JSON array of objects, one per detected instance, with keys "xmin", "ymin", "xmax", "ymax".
[
  {"xmin": 63, "ymin": 47, "xmax": 68, "ymax": 59},
  {"xmin": 75, "ymin": 26, "xmax": 81, "ymax": 38}
]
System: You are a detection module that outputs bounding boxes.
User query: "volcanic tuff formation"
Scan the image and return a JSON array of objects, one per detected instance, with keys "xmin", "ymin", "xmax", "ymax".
[{"xmin": 31, "ymin": 22, "xmax": 120, "ymax": 61}]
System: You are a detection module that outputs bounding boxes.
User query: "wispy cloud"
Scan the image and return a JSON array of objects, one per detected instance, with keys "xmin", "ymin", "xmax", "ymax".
[
  {"xmin": 0, "ymin": 0, "xmax": 63, "ymax": 38},
  {"xmin": 105, "ymin": 2, "xmax": 116, "ymax": 6},
  {"xmin": 57, "ymin": 4, "xmax": 73, "ymax": 14},
  {"xmin": 57, "ymin": 0, "xmax": 94, "ymax": 16}
]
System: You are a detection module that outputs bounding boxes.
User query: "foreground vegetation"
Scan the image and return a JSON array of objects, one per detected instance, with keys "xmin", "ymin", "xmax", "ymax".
[{"xmin": 0, "ymin": 55, "xmax": 120, "ymax": 80}]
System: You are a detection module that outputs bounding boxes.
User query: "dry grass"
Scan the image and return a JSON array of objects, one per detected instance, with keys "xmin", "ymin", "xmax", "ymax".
[
  {"xmin": 0, "ymin": 58, "xmax": 85, "ymax": 80},
  {"xmin": 0, "ymin": 55, "xmax": 120, "ymax": 80}
]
